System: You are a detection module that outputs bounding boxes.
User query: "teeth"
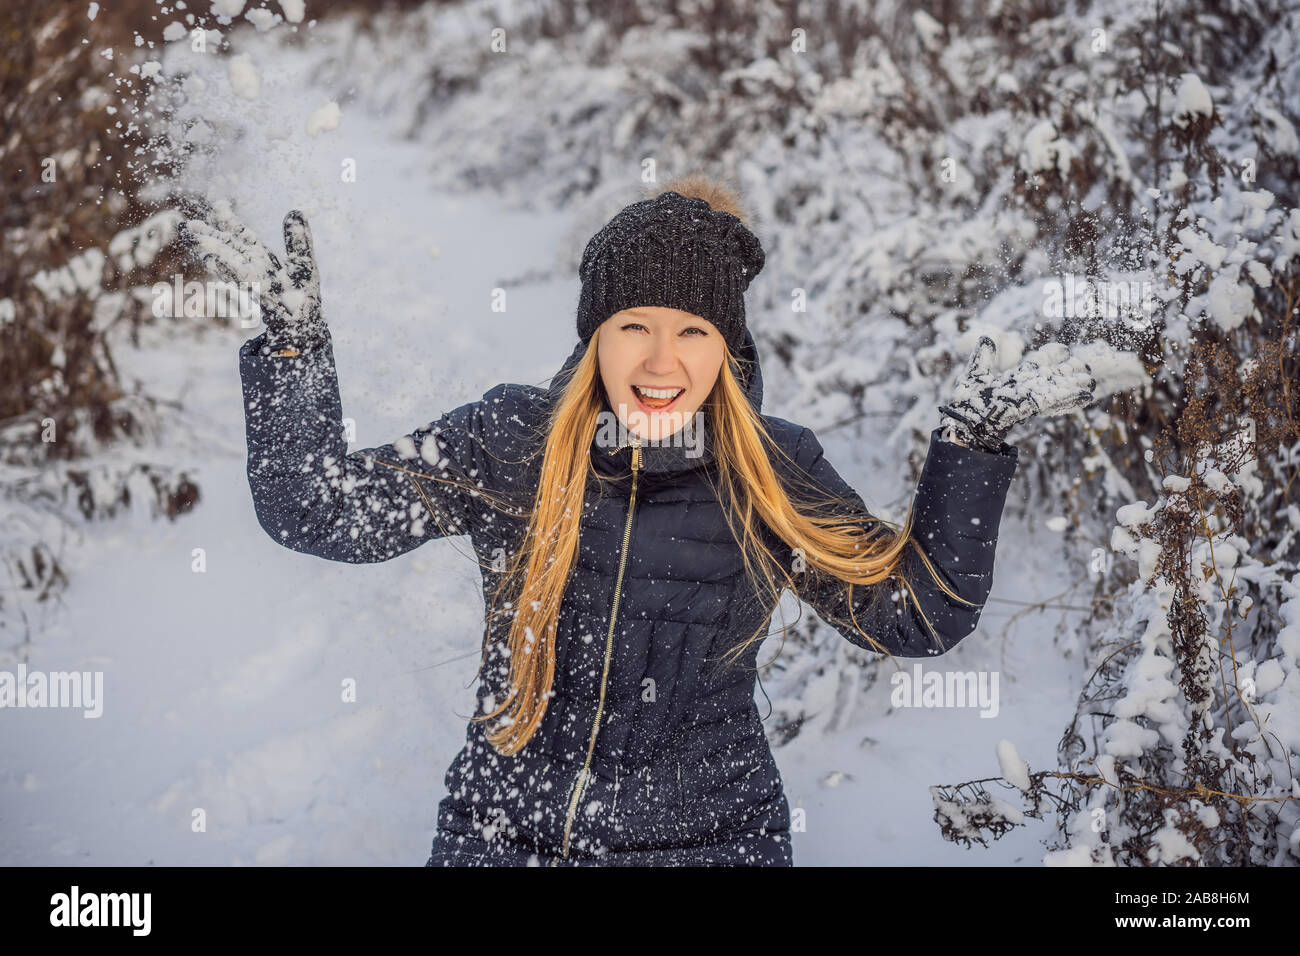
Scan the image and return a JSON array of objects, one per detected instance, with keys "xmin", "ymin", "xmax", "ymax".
[{"xmin": 636, "ymin": 386, "xmax": 684, "ymax": 400}]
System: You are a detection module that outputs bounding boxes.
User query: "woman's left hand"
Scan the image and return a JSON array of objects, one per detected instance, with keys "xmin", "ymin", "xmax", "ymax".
[{"xmin": 938, "ymin": 337, "xmax": 1098, "ymax": 452}]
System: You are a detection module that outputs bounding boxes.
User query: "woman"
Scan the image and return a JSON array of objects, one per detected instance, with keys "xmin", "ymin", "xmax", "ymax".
[{"xmin": 179, "ymin": 176, "xmax": 1096, "ymax": 866}]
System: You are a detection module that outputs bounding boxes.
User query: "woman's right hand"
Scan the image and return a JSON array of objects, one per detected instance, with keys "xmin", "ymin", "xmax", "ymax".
[{"xmin": 177, "ymin": 201, "xmax": 327, "ymax": 354}]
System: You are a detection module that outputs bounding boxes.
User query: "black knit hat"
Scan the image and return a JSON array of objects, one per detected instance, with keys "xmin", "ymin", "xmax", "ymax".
[{"xmin": 575, "ymin": 190, "xmax": 765, "ymax": 353}]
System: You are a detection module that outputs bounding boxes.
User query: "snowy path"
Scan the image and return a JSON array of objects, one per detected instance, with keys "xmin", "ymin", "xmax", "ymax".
[{"xmin": 0, "ymin": 33, "xmax": 1087, "ymax": 866}]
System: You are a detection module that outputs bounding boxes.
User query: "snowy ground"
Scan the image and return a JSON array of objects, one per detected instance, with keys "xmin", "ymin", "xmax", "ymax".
[{"xmin": 0, "ymin": 24, "xmax": 1092, "ymax": 866}]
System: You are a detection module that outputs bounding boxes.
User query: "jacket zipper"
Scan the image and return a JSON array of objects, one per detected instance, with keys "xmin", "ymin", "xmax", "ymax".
[{"xmin": 552, "ymin": 438, "xmax": 642, "ymax": 865}]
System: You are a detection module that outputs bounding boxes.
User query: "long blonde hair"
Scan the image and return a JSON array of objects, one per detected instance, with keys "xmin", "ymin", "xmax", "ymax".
[{"xmin": 428, "ymin": 178, "xmax": 980, "ymax": 756}]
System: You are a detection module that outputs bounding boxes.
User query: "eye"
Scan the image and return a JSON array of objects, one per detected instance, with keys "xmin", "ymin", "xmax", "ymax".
[{"xmin": 619, "ymin": 322, "xmax": 708, "ymax": 336}]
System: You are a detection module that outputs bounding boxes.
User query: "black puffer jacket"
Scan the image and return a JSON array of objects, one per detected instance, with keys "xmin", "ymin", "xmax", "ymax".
[{"xmin": 238, "ymin": 325, "xmax": 1020, "ymax": 867}]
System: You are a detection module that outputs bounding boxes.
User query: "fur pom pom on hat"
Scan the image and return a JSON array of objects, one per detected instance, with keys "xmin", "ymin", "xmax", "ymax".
[{"xmin": 575, "ymin": 185, "xmax": 766, "ymax": 353}]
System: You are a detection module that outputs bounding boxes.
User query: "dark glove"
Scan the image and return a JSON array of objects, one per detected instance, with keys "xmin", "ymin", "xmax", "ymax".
[
  {"xmin": 938, "ymin": 337, "xmax": 1097, "ymax": 452},
  {"xmin": 176, "ymin": 200, "xmax": 326, "ymax": 355}
]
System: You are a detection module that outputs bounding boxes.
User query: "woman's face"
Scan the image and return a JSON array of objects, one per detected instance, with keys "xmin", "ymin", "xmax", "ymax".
[{"xmin": 597, "ymin": 306, "xmax": 724, "ymax": 441}]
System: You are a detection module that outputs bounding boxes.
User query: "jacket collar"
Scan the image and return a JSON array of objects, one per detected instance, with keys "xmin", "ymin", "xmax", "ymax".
[{"xmin": 545, "ymin": 327, "xmax": 765, "ymax": 476}]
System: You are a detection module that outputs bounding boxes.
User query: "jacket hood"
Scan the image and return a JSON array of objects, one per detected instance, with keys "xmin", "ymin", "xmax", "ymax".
[{"xmin": 545, "ymin": 327, "xmax": 765, "ymax": 476}]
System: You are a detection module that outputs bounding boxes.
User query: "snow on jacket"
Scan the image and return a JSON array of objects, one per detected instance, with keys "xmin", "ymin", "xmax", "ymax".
[{"xmin": 237, "ymin": 325, "xmax": 1020, "ymax": 866}]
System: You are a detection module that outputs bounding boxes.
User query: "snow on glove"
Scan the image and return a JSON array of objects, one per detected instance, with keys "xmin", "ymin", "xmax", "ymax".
[
  {"xmin": 937, "ymin": 337, "xmax": 1098, "ymax": 453},
  {"xmin": 175, "ymin": 200, "xmax": 326, "ymax": 355}
]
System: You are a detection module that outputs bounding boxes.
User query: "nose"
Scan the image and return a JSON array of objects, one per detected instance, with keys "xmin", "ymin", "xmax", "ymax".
[{"xmin": 643, "ymin": 331, "xmax": 680, "ymax": 377}]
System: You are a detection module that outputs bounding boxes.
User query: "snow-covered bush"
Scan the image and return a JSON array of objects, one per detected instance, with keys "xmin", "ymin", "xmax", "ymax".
[
  {"xmin": 934, "ymin": 397, "xmax": 1300, "ymax": 864},
  {"xmin": 0, "ymin": 1, "xmax": 201, "ymax": 644},
  {"xmin": 924, "ymin": 0, "xmax": 1300, "ymax": 865}
]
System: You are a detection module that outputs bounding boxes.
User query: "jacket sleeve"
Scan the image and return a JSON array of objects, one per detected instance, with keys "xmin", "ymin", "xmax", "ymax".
[
  {"xmin": 238, "ymin": 327, "xmax": 501, "ymax": 564},
  {"xmin": 788, "ymin": 425, "xmax": 1020, "ymax": 658}
]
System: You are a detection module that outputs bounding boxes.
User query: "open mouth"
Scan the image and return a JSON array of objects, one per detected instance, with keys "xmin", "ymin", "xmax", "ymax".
[{"xmin": 631, "ymin": 385, "xmax": 686, "ymax": 412}]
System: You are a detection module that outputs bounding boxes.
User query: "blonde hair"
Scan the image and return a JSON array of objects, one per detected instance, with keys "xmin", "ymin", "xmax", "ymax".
[{"xmin": 435, "ymin": 177, "xmax": 977, "ymax": 756}]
